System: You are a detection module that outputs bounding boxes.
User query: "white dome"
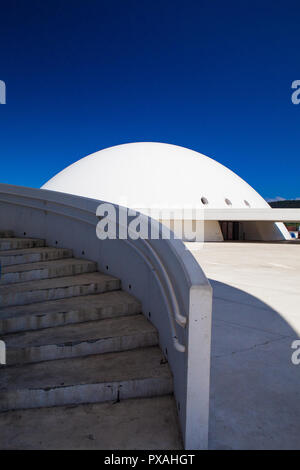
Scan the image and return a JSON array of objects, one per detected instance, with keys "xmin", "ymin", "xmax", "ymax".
[{"xmin": 42, "ymin": 142, "xmax": 269, "ymax": 210}]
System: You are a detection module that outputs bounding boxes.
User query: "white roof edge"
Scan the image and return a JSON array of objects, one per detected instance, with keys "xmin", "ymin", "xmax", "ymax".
[{"xmin": 135, "ymin": 207, "xmax": 300, "ymax": 222}]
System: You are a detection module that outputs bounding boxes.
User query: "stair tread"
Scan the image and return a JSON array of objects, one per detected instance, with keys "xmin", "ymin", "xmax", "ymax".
[
  {"xmin": 0, "ymin": 290, "xmax": 141, "ymax": 320},
  {"xmin": 0, "ymin": 246, "xmax": 72, "ymax": 257},
  {"xmin": 0, "ymin": 346, "xmax": 170, "ymax": 392},
  {"xmin": 0, "ymin": 230, "xmax": 14, "ymax": 238},
  {"xmin": 4, "ymin": 314, "xmax": 156, "ymax": 349},
  {"xmin": 0, "ymin": 238, "xmax": 45, "ymax": 251},
  {"xmin": 0, "ymin": 396, "xmax": 182, "ymax": 449},
  {"xmin": 1, "ymin": 257, "xmax": 96, "ymax": 274},
  {"xmin": 0, "ymin": 237, "xmax": 44, "ymax": 243},
  {"xmin": 0, "ymin": 247, "xmax": 73, "ymax": 267},
  {"xmin": 0, "ymin": 272, "xmax": 119, "ymax": 294}
]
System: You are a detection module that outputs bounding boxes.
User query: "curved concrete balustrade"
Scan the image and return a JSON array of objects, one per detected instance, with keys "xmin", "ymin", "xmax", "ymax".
[{"xmin": 0, "ymin": 183, "xmax": 212, "ymax": 450}]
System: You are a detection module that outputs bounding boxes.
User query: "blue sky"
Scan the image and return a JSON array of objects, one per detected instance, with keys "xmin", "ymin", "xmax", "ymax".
[{"xmin": 0, "ymin": 0, "xmax": 299, "ymax": 199}]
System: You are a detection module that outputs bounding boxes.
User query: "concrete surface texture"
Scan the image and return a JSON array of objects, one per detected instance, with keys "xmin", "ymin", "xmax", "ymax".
[
  {"xmin": 186, "ymin": 241, "xmax": 300, "ymax": 449},
  {"xmin": 0, "ymin": 397, "xmax": 182, "ymax": 450},
  {"xmin": 0, "ymin": 231, "xmax": 182, "ymax": 449}
]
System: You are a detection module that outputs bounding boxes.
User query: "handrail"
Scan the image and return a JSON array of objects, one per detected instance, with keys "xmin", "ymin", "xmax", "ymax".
[
  {"xmin": 124, "ymin": 216, "xmax": 187, "ymax": 351},
  {"xmin": 122, "ymin": 238, "xmax": 186, "ymax": 353},
  {"xmin": 144, "ymin": 240, "xmax": 187, "ymax": 327}
]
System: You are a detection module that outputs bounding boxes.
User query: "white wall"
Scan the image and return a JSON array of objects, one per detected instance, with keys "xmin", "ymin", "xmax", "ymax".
[
  {"xmin": 161, "ymin": 219, "xmax": 289, "ymax": 242},
  {"xmin": 241, "ymin": 221, "xmax": 290, "ymax": 241}
]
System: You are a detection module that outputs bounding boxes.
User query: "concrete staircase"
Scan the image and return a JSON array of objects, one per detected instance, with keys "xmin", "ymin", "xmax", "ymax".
[{"xmin": 0, "ymin": 232, "xmax": 182, "ymax": 449}]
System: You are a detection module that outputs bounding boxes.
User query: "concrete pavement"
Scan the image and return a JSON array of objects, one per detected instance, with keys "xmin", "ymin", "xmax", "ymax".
[{"xmin": 186, "ymin": 241, "xmax": 300, "ymax": 449}]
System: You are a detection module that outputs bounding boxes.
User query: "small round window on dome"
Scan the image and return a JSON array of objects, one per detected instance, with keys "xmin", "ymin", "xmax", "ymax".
[
  {"xmin": 225, "ymin": 198, "xmax": 232, "ymax": 206},
  {"xmin": 244, "ymin": 200, "xmax": 251, "ymax": 207},
  {"xmin": 201, "ymin": 197, "xmax": 209, "ymax": 205}
]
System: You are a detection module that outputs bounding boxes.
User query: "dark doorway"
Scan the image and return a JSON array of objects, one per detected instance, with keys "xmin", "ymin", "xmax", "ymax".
[{"xmin": 220, "ymin": 221, "xmax": 243, "ymax": 240}]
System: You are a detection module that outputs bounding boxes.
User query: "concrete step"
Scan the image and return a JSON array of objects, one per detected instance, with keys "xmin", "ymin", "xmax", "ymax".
[
  {"xmin": 0, "ymin": 291, "xmax": 141, "ymax": 334},
  {"xmin": 0, "ymin": 247, "xmax": 73, "ymax": 267},
  {"xmin": 0, "ymin": 272, "xmax": 120, "ymax": 307},
  {"xmin": 0, "ymin": 238, "xmax": 45, "ymax": 251},
  {"xmin": 5, "ymin": 314, "xmax": 158, "ymax": 365},
  {"xmin": 0, "ymin": 347, "xmax": 172, "ymax": 411},
  {"xmin": 0, "ymin": 396, "xmax": 182, "ymax": 449},
  {"xmin": 0, "ymin": 258, "xmax": 97, "ymax": 285},
  {"xmin": 0, "ymin": 230, "xmax": 14, "ymax": 238}
]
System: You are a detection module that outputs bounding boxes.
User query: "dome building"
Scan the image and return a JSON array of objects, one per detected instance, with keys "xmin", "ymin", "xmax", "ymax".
[
  {"xmin": 1, "ymin": 142, "xmax": 300, "ymax": 451},
  {"xmin": 42, "ymin": 142, "xmax": 291, "ymax": 242}
]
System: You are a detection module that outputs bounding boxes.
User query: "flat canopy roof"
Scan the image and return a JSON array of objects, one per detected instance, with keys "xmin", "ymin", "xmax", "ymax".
[
  {"xmin": 136, "ymin": 208, "xmax": 300, "ymax": 222},
  {"xmin": 202, "ymin": 208, "xmax": 300, "ymax": 222}
]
